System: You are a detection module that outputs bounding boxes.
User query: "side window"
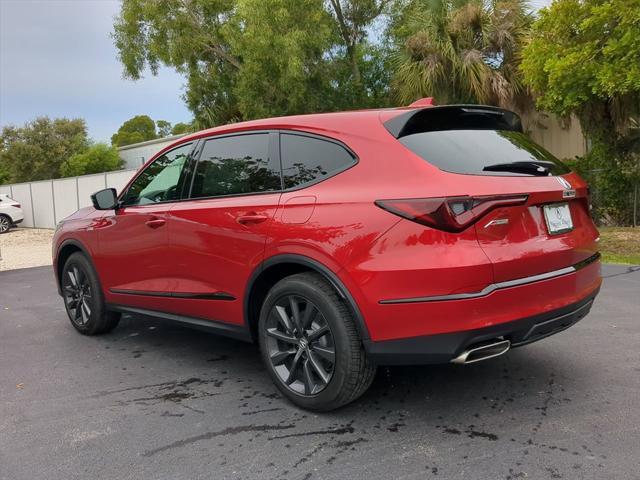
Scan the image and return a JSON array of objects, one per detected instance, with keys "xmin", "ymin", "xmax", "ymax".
[
  {"xmin": 190, "ymin": 134, "xmax": 280, "ymax": 198},
  {"xmin": 121, "ymin": 143, "xmax": 192, "ymax": 206},
  {"xmin": 281, "ymin": 134, "xmax": 356, "ymax": 189}
]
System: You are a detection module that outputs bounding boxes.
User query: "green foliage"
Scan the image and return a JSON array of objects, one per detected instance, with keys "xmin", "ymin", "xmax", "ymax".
[
  {"xmin": 156, "ymin": 120, "xmax": 173, "ymax": 137},
  {"xmin": 521, "ymin": 0, "xmax": 640, "ymax": 137},
  {"xmin": 60, "ymin": 143, "xmax": 123, "ymax": 178},
  {"xmin": 0, "ymin": 162, "xmax": 10, "ymax": 184},
  {"xmin": 389, "ymin": 0, "xmax": 533, "ymax": 111},
  {"xmin": 112, "ymin": 0, "xmax": 390, "ymax": 127},
  {"xmin": 231, "ymin": 0, "xmax": 336, "ymax": 119},
  {"xmin": 111, "ymin": 115, "xmax": 157, "ymax": 146},
  {"xmin": 565, "ymin": 143, "xmax": 640, "ymax": 226},
  {"xmin": 171, "ymin": 122, "xmax": 192, "ymax": 135},
  {"xmin": 0, "ymin": 117, "xmax": 88, "ymax": 183},
  {"xmin": 522, "ymin": 0, "xmax": 640, "ymax": 226}
]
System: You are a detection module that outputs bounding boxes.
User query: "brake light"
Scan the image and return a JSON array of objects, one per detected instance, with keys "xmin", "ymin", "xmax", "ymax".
[{"xmin": 375, "ymin": 195, "xmax": 528, "ymax": 232}]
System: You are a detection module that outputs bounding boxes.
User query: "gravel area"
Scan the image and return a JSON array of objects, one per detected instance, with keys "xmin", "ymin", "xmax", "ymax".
[{"xmin": 0, "ymin": 228, "xmax": 54, "ymax": 271}]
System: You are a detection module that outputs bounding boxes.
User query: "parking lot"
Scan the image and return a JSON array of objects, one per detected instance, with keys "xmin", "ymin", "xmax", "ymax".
[{"xmin": 1, "ymin": 264, "xmax": 639, "ymax": 480}]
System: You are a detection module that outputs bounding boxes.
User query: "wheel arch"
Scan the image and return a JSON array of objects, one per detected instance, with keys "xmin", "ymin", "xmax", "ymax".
[
  {"xmin": 244, "ymin": 254, "xmax": 370, "ymax": 343},
  {"xmin": 55, "ymin": 239, "xmax": 98, "ymax": 295}
]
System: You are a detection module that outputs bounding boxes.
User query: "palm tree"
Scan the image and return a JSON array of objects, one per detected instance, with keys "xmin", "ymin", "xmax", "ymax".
[{"xmin": 390, "ymin": 0, "xmax": 533, "ymax": 113}]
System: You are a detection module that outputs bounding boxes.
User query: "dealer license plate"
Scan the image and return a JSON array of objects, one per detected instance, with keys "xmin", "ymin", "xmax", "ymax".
[{"xmin": 543, "ymin": 203, "xmax": 573, "ymax": 235}]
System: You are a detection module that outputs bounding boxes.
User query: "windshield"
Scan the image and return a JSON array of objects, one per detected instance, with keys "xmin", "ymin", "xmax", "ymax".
[{"xmin": 399, "ymin": 129, "xmax": 570, "ymax": 176}]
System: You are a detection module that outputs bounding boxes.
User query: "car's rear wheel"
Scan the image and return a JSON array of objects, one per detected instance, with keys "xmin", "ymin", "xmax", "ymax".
[
  {"xmin": 0, "ymin": 214, "xmax": 11, "ymax": 233},
  {"xmin": 61, "ymin": 252, "xmax": 120, "ymax": 335},
  {"xmin": 258, "ymin": 272, "xmax": 376, "ymax": 411}
]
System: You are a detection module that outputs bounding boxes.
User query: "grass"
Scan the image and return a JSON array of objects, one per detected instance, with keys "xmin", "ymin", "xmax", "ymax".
[{"xmin": 598, "ymin": 227, "xmax": 640, "ymax": 265}]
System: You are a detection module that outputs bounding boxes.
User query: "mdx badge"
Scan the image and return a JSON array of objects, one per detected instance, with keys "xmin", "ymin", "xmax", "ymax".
[{"xmin": 556, "ymin": 176, "xmax": 576, "ymax": 198}]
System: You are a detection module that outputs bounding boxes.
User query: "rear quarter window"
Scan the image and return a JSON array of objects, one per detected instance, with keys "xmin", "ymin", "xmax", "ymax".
[{"xmin": 281, "ymin": 133, "xmax": 356, "ymax": 189}]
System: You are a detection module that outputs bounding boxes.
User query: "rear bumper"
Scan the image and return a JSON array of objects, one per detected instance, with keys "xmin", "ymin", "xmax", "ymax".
[
  {"xmin": 360, "ymin": 253, "xmax": 602, "ymax": 365},
  {"xmin": 365, "ymin": 286, "xmax": 599, "ymax": 365},
  {"xmin": 13, "ymin": 218, "xmax": 23, "ymax": 225}
]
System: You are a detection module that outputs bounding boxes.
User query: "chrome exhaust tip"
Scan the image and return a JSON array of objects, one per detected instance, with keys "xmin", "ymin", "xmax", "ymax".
[{"xmin": 451, "ymin": 339, "xmax": 511, "ymax": 364}]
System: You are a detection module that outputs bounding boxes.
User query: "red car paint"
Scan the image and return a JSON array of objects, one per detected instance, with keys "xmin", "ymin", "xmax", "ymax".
[{"xmin": 53, "ymin": 105, "xmax": 601, "ymax": 355}]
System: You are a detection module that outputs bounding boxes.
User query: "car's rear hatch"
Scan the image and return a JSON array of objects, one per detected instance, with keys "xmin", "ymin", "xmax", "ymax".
[{"xmin": 383, "ymin": 105, "xmax": 599, "ymax": 283}]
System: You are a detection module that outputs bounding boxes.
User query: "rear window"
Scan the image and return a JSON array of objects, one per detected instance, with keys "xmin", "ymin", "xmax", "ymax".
[{"xmin": 399, "ymin": 129, "xmax": 570, "ymax": 176}]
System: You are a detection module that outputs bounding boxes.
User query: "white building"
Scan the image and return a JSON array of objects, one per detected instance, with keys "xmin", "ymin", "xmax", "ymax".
[{"xmin": 117, "ymin": 134, "xmax": 187, "ymax": 170}]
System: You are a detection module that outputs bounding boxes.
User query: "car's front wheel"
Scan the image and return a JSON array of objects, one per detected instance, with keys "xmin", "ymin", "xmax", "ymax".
[
  {"xmin": 258, "ymin": 272, "xmax": 376, "ymax": 411},
  {"xmin": 61, "ymin": 252, "xmax": 120, "ymax": 335}
]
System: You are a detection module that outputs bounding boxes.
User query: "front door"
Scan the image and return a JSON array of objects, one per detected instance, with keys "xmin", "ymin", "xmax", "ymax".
[
  {"xmin": 95, "ymin": 142, "xmax": 193, "ymax": 311},
  {"xmin": 168, "ymin": 132, "xmax": 282, "ymax": 325}
]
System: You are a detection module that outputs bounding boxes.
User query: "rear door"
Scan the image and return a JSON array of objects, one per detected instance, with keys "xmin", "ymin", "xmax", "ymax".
[
  {"xmin": 393, "ymin": 107, "xmax": 599, "ymax": 282},
  {"xmin": 167, "ymin": 131, "xmax": 282, "ymax": 324}
]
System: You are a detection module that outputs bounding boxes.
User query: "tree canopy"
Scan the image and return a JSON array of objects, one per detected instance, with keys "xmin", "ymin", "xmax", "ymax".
[
  {"xmin": 521, "ymin": 0, "xmax": 640, "ymax": 225},
  {"xmin": 0, "ymin": 117, "xmax": 89, "ymax": 183},
  {"xmin": 521, "ymin": 0, "xmax": 640, "ymax": 139},
  {"xmin": 110, "ymin": 115, "xmax": 158, "ymax": 146},
  {"xmin": 390, "ymin": 0, "xmax": 533, "ymax": 112},
  {"xmin": 112, "ymin": 0, "xmax": 391, "ymax": 127},
  {"xmin": 60, "ymin": 143, "xmax": 123, "ymax": 177},
  {"xmin": 171, "ymin": 122, "xmax": 192, "ymax": 135}
]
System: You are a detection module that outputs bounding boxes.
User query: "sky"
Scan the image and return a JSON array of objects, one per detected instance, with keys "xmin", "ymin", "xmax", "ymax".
[
  {"xmin": 0, "ymin": 0, "xmax": 553, "ymax": 143},
  {"xmin": 0, "ymin": 0, "xmax": 191, "ymax": 142}
]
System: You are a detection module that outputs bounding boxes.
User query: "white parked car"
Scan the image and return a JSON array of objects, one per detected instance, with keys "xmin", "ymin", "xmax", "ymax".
[{"xmin": 0, "ymin": 194, "xmax": 24, "ymax": 233}]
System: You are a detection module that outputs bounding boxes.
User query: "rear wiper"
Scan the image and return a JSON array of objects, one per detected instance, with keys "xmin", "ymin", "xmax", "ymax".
[{"xmin": 483, "ymin": 161, "xmax": 552, "ymax": 176}]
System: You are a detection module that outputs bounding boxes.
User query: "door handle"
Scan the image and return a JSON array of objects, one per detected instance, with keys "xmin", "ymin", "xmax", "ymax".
[
  {"xmin": 236, "ymin": 214, "xmax": 268, "ymax": 225},
  {"xmin": 145, "ymin": 218, "xmax": 166, "ymax": 229}
]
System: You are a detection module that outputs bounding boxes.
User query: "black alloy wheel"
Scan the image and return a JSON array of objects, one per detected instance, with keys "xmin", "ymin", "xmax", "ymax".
[
  {"xmin": 61, "ymin": 252, "xmax": 120, "ymax": 335},
  {"xmin": 258, "ymin": 272, "xmax": 376, "ymax": 411},
  {"xmin": 62, "ymin": 263, "xmax": 94, "ymax": 327},
  {"xmin": 265, "ymin": 294, "xmax": 336, "ymax": 396}
]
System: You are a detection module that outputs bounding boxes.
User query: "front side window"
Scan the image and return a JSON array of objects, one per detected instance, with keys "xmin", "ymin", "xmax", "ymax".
[
  {"xmin": 121, "ymin": 143, "xmax": 192, "ymax": 206},
  {"xmin": 190, "ymin": 134, "xmax": 280, "ymax": 198},
  {"xmin": 280, "ymin": 134, "xmax": 356, "ymax": 189}
]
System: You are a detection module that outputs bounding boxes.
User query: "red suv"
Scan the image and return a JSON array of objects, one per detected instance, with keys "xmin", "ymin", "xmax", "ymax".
[{"xmin": 53, "ymin": 103, "xmax": 601, "ymax": 411}]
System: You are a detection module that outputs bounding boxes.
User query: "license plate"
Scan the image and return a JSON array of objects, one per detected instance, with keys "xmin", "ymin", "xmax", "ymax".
[{"xmin": 543, "ymin": 203, "xmax": 573, "ymax": 235}]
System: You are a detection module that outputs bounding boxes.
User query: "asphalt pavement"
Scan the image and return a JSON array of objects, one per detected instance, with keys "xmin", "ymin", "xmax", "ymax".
[{"xmin": 1, "ymin": 264, "xmax": 639, "ymax": 480}]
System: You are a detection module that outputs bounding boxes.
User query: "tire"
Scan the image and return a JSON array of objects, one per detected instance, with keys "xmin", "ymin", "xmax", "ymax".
[
  {"xmin": 258, "ymin": 272, "xmax": 376, "ymax": 411},
  {"xmin": 61, "ymin": 252, "xmax": 120, "ymax": 335},
  {"xmin": 0, "ymin": 214, "xmax": 11, "ymax": 234}
]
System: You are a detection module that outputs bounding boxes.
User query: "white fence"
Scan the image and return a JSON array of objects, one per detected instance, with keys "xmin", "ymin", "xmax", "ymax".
[{"xmin": 0, "ymin": 169, "xmax": 137, "ymax": 229}]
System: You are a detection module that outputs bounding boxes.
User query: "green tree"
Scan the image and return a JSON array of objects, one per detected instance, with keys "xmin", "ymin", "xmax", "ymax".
[
  {"xmin": 171, "ymin": 122, "xmax": 192, "ymax": 135},
  {"xmin": 521, "ymin": 0, "xmax": 639, "ymax": 136},
  {"xmin": 0, "ymin": 117, "xmax": 88, "ymax": 183},
  {"xmin": 0, "ymin": 162, "xmax": 10, "ymax": 184},
  {"xmin": 111, "ymin": 115, "xmax": 157, "ymax": 147},
  {"xmin": 521, "ymin": 0, "xmax": 640, "ymax": 225},
  {"xmin": 390, "ymin": 0, "xmax": 533, "ymax": 112},
  {"xmin": 326, "ymin": 1, "xmax": 391, "ymax": 88},
  {"xmin": 230, "ymin": 0, "xmax": 336, "ymax": 119},
  {"xmin": 112, "ymin": 0, "xmax": 391, "ymax": 127},
  {"xmin": 156, "ymin": 120, "xmax": 173, "ymax": 137},
  {"xmin": 60, "ymin": 143, "xmax": 123, "ymax": 177}
]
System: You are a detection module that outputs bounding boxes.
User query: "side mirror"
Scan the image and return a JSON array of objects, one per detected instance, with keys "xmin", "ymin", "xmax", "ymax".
[{"xmin": 91, "ymin": 188, "xmax": 118, "ymax": 210}]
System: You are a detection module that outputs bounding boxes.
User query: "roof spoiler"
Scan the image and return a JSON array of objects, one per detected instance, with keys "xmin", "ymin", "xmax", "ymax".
[{"xmin": 384, "ymin": 104, "xmax": 523, "ymax": 139}]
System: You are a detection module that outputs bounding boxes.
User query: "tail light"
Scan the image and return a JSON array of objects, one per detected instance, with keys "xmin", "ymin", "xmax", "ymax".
[
  {"xmin": 14, "ymin": 203, "xmax": 21, "ymax": 208},
  {"xmin": 375, "ymin": 195, "xmax": 528, "ymax": 233}
]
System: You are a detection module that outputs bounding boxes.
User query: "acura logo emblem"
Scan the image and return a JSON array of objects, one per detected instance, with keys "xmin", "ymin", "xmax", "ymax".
[{"xmin": 556, "ymin": 177, "xmax": 572, "ymax": 189}]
